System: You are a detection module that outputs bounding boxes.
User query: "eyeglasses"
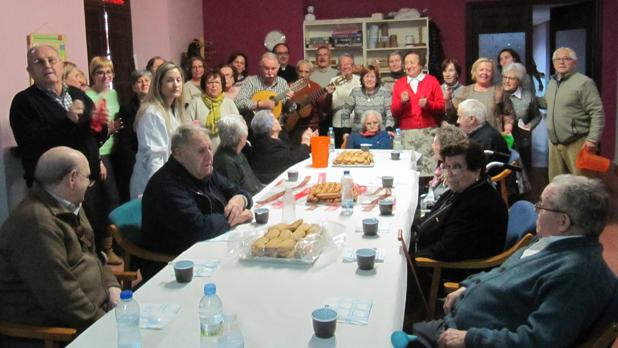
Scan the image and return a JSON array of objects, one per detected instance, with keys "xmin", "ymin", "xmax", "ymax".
[
  {"xmin": 95, "ymin": 70, "xmax": 113, "ymax": 76},
  {"xmin": 534, "ymin": 202, "xmax": 575, "ymax": 225},
  {"xmin": 365, "ymin": 121, "xmax": 379, "ymax": 125},
  {"xmin": 502, "ymin": 76, "xmax": 518, "ymax": 81},
  {"xmin": 443, "ymin": 163, "xmax": 466, "ymax": 174},
  {"xmin": 77, "ymin": 172, "xmax": 96, "ymax": 187},
  {"xmin": 275, "ymin": 51, "xmax": 289, "ymax": 56},
  {"xmin": 552, "ymin": 57, "xmax": 574, "ymax": 63},
  {"xmin": 32, "ymin": 57, "xmax": 59, "ymax": 66}
]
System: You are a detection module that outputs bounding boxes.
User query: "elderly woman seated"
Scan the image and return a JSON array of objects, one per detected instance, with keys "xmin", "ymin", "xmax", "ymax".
[
  {"xmin": 344, "ymin": 110, "xmax": 393, "ymax": 149},
  {"xmin": 421, "ymin": 124, "xmax": 468, "ymax": 209},
  {"xmin": 213, "ymin": 114, "xmax": 264, "ymax": 195},
  {"xmin": 249, "ymin": 110, "xmax": 315, "ymax": 184},
  {"xmin": 413, "ymin": 140, "xmax": 507, "ymax": 262},
  {"xmin": 406, "ymin": 140, "xmax": 508, "ymax": 321}
]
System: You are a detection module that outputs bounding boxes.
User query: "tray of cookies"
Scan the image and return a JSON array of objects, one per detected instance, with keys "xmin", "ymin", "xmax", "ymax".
[
  {"xmin": 238, "ymin": 219, "xmax": 324, "ymax": 264},
  {"xmin": 307, "ymin": 182, "xmax": 360, "ymax": 204},
  {"xmin": 332, "ymin": 150, "xmax": 374, "ymax": 167}
]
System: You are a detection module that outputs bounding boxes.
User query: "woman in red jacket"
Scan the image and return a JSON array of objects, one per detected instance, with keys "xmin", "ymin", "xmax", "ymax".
[{"xmin": 391, "ymin": 50, "xmax": 445, "ymax": 176}]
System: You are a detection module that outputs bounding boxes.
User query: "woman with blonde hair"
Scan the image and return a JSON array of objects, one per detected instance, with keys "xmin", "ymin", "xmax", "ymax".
[
  {"xmin": 86, "ymin": 56, "xmax": 124, "ymax": 264},
  {"xmin": 63, "ymin": 61, "xmax": 88, "ymax": 91},
  {"xmin": 130, "ymin": 62, "xmax": 189, "ymax": 198},
  {"xmin": 452, "ymin": 57, "xmax": 514, "ymax": 132}
]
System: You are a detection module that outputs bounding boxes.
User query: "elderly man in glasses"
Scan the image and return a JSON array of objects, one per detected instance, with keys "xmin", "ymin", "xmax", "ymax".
[
  {"xmin": 542, "ymin": 47, "xmax": 605, "ymax": 180},
  {"xmin": 0, "ymin": 147, "xmax": 121, "ymax": 342},
  {"xmin": 412, "ymin": 174, "xmax": 615, "ymax": 348},
  {"xmin": 9, "ymin": 44, "xmax": 119, "ymax": 263}
]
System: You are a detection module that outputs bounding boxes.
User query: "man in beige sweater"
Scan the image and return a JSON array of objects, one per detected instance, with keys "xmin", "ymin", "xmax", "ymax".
[{"xmin": 0, "ymin": 147, "xmax": 120, "ymax": 342}]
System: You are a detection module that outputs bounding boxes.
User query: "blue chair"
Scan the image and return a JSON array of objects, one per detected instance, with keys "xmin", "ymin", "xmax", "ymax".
[
  {"xmin": 109, "ymin": 199, "xmax": 174, "ymax": 271},
  {"xmin": 505, "ymin": 200, "xmax": 537, "ymax": 249}
]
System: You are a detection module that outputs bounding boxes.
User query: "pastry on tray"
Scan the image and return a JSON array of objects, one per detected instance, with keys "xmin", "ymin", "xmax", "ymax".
[
  {"xmin": 333, "ymin": 150, "xmax": 374, "ymax": 165},
  {"xmin": 307, "ymin": 182, "xmax": 360, "ymax": 203},
  {"xmin": 251, "ymin": 219, "xmax": 321, "ymax": 258}
]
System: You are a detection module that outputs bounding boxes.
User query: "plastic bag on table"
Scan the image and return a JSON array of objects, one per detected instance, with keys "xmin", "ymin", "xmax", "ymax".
[{"xmin": 227, "ymin": 220, "xmax": 346, "ymax": 265}]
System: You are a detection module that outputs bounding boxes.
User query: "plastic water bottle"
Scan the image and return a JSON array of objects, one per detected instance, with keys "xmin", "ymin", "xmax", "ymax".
[
  {"xmin": 219, "ymin": 313, "xmax": 245, "ymax": 348},
  {"xmin": 116, "ymin": 290, "xmax": 141, "ymax": 348},
  {"xmin": 393, "ymin": 128, "xmax": 403, "ymax": 150},
  {"xmin": 328, "ymin": 127, "xmax": 335, "ymax": 152},
  {"xmin": 410, "ymin": 149, "xmax": 418, "ymax": 171},
  {"xmin": 282, "ymin": 180, "xmax": 296, "ymax": 222},
  {"xmin": 199, "ymin": 283, "xmax": 224, "ymax": 344},
  {"xmin": 341, "ymin": 170, "xmax": 354, "ymax": 215}
]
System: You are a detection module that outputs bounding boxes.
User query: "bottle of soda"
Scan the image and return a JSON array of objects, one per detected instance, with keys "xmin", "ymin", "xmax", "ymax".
[
  {"xmin": 341, "ymin": 170, "xmax": 354, "ymax": 215},
  {"xmin": 199, "ymin": 283, "xmax": 224, "ymax": 344},
  {"xmin": 328, "ymin": 127, "xmax": 335, "ymax": 152},
  {"xmin": 116, "ymin": 290, "xmax": 141, "ymax": 348}
]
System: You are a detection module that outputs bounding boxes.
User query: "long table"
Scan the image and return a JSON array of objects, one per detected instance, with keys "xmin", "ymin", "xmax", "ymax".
[{"xmin": 69, "ymin": 149, "xmax": 419, "ymax": 347}]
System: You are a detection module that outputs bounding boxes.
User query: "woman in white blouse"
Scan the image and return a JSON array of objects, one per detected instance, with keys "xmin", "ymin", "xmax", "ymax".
[{"xmin": 130, "ymin": 62, "xmax": 189, "ymax": 199}]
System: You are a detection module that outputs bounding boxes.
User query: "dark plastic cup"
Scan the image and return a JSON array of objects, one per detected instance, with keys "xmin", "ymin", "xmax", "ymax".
[
  {"xmin": 174, "ymin": 260, "xmax": 194, "ymax": 283},
  {"xmin": 312, "ymin": 307, "xmax": 337, "ymax": 338}
]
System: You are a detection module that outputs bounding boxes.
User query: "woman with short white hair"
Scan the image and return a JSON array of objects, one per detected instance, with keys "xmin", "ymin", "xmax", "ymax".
[
  {"xmin": 345, "ymin": 110, "xmax": 393, "ymax": 149},
  {"xmin": 502, "ymin": 62, "xmax": 541, "ymax": 167},
  {"xmin": 248, "ymin": 110, "xmax": 314, "ymax": 184},
  {"xmin": 213, "ymin": 114, "xmax": 263, "ymax": 194}
]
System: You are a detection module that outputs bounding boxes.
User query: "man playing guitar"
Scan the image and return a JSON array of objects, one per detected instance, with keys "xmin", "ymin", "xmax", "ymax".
[{"xmin": 235, "ymin": 52, "xmax": 296, "ymax": 127}]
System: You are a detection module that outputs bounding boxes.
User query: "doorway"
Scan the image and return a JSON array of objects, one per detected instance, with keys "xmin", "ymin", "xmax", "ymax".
[
  {"xmin": 84, "ymin": 0, "xmax": 135, "ymax": 105},
  {"xmin": 466, "ymin": 0, "xmax": 602, "ymax": 88}
]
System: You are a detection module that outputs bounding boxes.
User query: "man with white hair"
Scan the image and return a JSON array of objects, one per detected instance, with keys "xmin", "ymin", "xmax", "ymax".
[
  {"xmin": 0, "ymin": 147, "xmax": 120, "ymax": 339},
  {"xmin": 412, "ymin": 174, "xmax": 616, "ymax": 347},
  {"xmin": 140, "ymin": 125, "xmax": 253, "ymax": 279},
  {"xmin": 457, "ymin": 98, "xmax": 509, "ymax": 163},
  {"xmin": 10, "ymin": 44, "xmax": 121, "ymax": 264},
  {"xmin": 544, "ymin": 47, "xmax": 605, "ymax": 180},
  {"xmin": 235, "ymin": 52, "xmax": 292, "ymax": 120}
]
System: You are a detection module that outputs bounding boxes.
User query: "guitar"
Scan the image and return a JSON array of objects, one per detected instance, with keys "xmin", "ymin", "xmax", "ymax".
[
  {"xmin": 284, "ymin": 75, "xmax": 351, "ymax": 132},
  {"xmin": 251, "ymin": 78, "xmax": 308, "ymax": 119}
]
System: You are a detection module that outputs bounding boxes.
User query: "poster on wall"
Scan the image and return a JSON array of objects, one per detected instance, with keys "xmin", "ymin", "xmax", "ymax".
[{"xmin": 27, "ymin": 33, "xmax": 66, "ymax": 60}]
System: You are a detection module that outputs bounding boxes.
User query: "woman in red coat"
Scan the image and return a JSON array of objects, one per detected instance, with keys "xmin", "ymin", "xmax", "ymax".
[{"xmin": 391, "ymin": 50, "xmax": 445, "ymax": 176}]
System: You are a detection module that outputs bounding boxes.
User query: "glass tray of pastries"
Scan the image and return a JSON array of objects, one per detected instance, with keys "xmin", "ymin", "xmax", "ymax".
[
  {"xmin": 306, "ymin": 182, "xmax": 361, "ymax": 204},
  {"xmin": 332, "ymin": 150, "xmax": 374, "ymax": 167}
]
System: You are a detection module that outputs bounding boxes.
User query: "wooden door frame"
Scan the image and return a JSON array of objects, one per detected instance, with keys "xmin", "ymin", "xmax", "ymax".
[{"xmin": 466, "ymin": 0, "xmax": 603, "ymax": 88}]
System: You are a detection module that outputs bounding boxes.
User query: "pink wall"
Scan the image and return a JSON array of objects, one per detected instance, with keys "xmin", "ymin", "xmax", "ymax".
[
  {"xmin": 203, "ymin": 0, "xmax": 617, "ymax": 158},
  {"xmin": 131, "ymin": 0, "xmax": 204, "ymax": 68},
  {"xmin": 0, "ymin": 0, "xmax": 90, "ymax": 221}
]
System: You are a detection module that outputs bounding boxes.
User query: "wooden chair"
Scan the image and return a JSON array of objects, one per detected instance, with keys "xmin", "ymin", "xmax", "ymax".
[
  {"xmin": 0, "ymin": 270, "xmax": 137, "ymax": 347},
  {"xmin": 415, "ymin": 233, "xmax": 534, "ymax": 318},
  {"xmin": 108, "ymin": 199, "xmax": 175, "ymax": 271},
  {"xmin": 490, "ymin": 167, "xmax": 512, "ymax": 206},
  {"xmin": 0, "ymin": 321, "xmax": 76, "ymax": 348}
]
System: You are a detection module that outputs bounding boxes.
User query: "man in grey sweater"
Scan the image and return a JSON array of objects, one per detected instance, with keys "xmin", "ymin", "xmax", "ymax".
[{"xmin": 544, "ymin": 47, "xmax": 605, "ymax": 180}]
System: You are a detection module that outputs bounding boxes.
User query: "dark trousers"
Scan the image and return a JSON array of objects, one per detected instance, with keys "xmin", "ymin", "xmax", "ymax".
[{"xmin": 411, "ymin": 319, "xmax": 447, "ymax": 347}]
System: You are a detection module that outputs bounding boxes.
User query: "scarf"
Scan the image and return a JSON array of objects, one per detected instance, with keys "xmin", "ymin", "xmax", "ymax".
[
  {"xmin": 360, "ymin": 130, "xmax": 378, "ymax": 137},
  {"xmin": 202, "ymin": 93, "xmax": 225, "ymax": 134}
]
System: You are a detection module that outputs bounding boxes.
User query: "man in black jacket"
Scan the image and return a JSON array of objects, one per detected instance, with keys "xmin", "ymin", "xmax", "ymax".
[
  {"xmin": 140, "ymin": 125, "xmax": 253, "ymax": 278},
  {"xmin": 9, "ymin": 44, "xmax": 120, "ymax": 263}
]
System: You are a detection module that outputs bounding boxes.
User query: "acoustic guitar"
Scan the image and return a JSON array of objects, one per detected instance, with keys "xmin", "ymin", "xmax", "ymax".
[
  {"xmin": 251, "ymin": 78, "xmax": 308, "ymax": 119},
  {"xmin": 284, "ymin": 75, "xmax": 351, "ymax": 132}
]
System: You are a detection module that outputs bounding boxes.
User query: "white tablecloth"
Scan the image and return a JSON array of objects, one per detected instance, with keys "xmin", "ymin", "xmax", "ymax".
[{"xmin": 69, "ymin": 150, "xmax": 419, "ymax": 348}]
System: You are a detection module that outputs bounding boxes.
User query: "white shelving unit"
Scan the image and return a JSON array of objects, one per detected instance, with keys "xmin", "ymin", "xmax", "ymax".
[{"xmin": 303, "ymin": 17, "xmax": 429, "ymax": 76}]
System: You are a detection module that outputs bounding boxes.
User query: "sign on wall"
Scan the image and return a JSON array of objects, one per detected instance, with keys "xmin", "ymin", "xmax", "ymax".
[{"xmin": 27, "ymin": 33, "xmax": 66, "ymax": 61}]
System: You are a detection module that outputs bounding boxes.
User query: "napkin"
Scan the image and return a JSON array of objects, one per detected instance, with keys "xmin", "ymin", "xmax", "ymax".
[
  {"xmin": 342, "ymin": 248, "xmax": 385, "ymax": 262},
  {"xmin": 323, "ymin": 297, "xmax": 373, "ymax": 325},
  {"xmin": 139, "ymin": 303, "xmax": 181, "ymax": 329}
]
